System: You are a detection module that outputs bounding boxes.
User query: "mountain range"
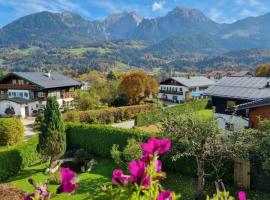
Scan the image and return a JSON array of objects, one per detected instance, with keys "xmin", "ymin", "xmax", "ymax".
[{"xmin": 1, "ymin": 7, "xmax": 270, "ymax": 53}]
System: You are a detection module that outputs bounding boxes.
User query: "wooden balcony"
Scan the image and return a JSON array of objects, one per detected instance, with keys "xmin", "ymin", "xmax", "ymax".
[
  {"xmin": 61, "ymin": 92, "xmax": 76, "ymax": 99},
  {"xmin": 159, "ymin": 90, "xmax": 183, "ymax": 95},
  {"xmin": 0, "ymin": 84, "xmax": 39, "ymax": 90}
]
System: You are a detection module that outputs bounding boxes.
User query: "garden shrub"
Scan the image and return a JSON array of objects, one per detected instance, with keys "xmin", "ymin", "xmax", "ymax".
[
  {"xmin": 0, "ymin": 118, "xmax": 24, "ymax": 146},
  {"xmin": 66, "ymin": 123, "xmax": 233, "ymax": 183},
  {"xmin": 63, "ymin": 104, "xmax": 154, "ymax": 124},
  {"xmin": 0, "ymin": 137, "xmax": 41, "ymax": 180},
  {"xmin": 135, "ymin": 99, "xmax": 209, "ymax": 126}
]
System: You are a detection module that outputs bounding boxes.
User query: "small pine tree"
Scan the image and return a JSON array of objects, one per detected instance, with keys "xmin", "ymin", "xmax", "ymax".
[{"xmin": 38, "ymin": 97, "xmax": 66, "ymax": 166}]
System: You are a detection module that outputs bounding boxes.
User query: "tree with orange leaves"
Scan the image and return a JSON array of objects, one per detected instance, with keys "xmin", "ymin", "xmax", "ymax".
[{"xmin": 119, "ymin": 70, "xmax": 159, "ymax": 105}]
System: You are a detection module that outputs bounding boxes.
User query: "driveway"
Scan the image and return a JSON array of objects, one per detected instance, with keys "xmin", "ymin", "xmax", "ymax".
[
  {"xmin": 22, "ymin": 117, "xmax": 36, "ymax": 140},
  {"xmin": 111, "ymin": 120, "xmax": 135, "ymax": 129}
]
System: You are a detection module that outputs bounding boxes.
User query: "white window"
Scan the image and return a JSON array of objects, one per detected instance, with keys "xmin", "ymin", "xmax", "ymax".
[
  {"xmin": 38, "ymin": 92, "xmax": 45, "ymax": 97},
  {"xmin": 24, "ymin": 92, "xmax": 28, "ymax": 98},
  {"xmin": 12, "ymin": 80, "xmax": 17, "ymax": 84}
]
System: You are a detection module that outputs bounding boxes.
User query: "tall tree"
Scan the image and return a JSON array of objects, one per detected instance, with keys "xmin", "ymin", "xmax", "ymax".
[
  {"xmin": 119, "ymin": 70, "xmax": 159, "ymax": 105},
  {"xmin": 255, "ymin": 63, "xmax": 270, "ymax": 77},
  {"xmin": 161, "ymin": 112, "xmax": 248, "ymax": 199},
  {"xmin": 38, "ymin": 97, "xmax": 66, "ymax": 166}
]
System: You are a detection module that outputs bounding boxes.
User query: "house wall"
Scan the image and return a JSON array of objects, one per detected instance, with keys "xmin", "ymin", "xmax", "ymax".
[
  {"xmin": 0, "ymin": 100, "xmax": 26, "ymax": 117},
  {"xmin": 212, "ymin": 96, "xmax": 250, "ymax": 116},
  {"xmin": 249, "ymin": 105, "xmax": 270, "ymax": 128}
]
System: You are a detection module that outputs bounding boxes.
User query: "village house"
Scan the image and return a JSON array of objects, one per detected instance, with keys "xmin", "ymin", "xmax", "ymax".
[
  {"xmin": 0, "ymin": 72, "xmax": 81, "ymax": 118},
  {"xmin": 235, "ymin": 97, "xmax": 270, "ymax": 128},
  {"xmin": 207, "ymin": 70, "xmax": 252, "ymax": 81},
  {"xmin": 204, "ymin": 77, "xmax": 270, "ymax": 129},
  {"xmin": 157, "ymin": 76, "xmax": 215, "ymax": 103}
]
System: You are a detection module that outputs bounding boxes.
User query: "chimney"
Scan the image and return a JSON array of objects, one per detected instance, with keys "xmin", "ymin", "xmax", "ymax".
[
  {"xmin": 44, "ymin": 70, "xmax": 51, "ymax": 78},
  {"xmin": 267, "ymin": 80, "xmax": 270, "ymax": 88}
]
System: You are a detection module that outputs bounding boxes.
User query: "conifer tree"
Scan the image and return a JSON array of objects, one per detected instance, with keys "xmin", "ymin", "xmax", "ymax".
[{"xmin": 38, "ymin": 97, "xmax": 66, "ymax": 166}]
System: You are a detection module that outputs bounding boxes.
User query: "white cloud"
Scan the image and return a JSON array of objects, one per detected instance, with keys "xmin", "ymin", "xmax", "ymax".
[
  {"xmin": 208, "ymin": 8, "xmax": 223, "ymax": 21},
  {"xmin": 152, "ymin": 2, "xmax": 164, "ymax": 12}
]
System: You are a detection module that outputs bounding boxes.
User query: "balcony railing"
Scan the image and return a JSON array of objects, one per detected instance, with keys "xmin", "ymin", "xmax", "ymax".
[
  {"xmin": 159, "ymin": 90, "xmax": 183, "ymax": 95},
  {"xmin": 0, "ymin": 84, "xmax": 39, "ymax": 90},
  {"xmin": 61, "ymin": 92, "xmax": 76, "ymax": 99}
]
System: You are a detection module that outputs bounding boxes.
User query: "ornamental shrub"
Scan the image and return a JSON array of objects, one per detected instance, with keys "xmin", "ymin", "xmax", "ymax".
[
  {"xmin": 0, "ymin": 118, "xmax": 24, "ymax": 146},
  {"xmin": 63, "ymin": 104, "xmax": 154, "ymax": 124},
  {"xmin": 135, "ymin": 99, "xmax": 209, "ymax": 126},
  {"xmin": 0, "ymin": 137, "xmax": 40, "ymax": 181}
]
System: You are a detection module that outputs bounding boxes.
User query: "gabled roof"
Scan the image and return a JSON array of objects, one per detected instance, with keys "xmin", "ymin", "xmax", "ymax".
[
  {"xmin": 163, "ymin": 76, "xmax": 215, "ymax": 87},
  {"xmin": 231, "ymin": 71, "xmax": 252, "ymax": 77},
  {"xmin": 204, "ymin": 77, "xmax": 270, "ymax": 100},
  {"xmin": 6, "ymin": 72, "xmax": 81, "ymax": 89},
  {"xmin": 236, "ymin": 97, "xmax": 270, "ymax": 110}
]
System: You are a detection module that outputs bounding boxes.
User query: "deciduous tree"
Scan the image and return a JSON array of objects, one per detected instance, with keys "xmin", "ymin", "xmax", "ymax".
[
  {"xmin": 119, "ymin": 70, "xmax": 159, "ymax": 105},
  {"xmin": 255, "ymin": 63, "xmax": 270, "ymax": 77}
]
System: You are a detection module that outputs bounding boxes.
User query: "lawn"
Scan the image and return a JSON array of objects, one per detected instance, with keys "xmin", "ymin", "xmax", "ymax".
[
  {"xmin": 67, "ymin": 47, "xmax": 112, "ymax": 56},
  {"xmin": 9, "ymin": 157, "xmax": 270, "ymax": 200},
  {"xmin": 13, "ymin": 46, "xmax": 40, "ymax": 55}
]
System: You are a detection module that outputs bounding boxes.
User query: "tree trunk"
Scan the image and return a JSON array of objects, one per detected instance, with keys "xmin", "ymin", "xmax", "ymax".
[{"xmin": 196, "ymin": 157, "xmax": 206, "ymax": 200}]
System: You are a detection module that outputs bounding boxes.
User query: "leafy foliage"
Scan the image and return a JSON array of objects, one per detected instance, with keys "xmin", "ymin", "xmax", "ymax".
[
  {"xmin": 63, "ymin": 104, "xmax": 154, "ymax": 124},
  {"xmin": 255, "ymin": 63, "xmax": 270, "ymax": 77},
  {"xmin": 38, "ymin": 97, "xmax": 66, "ymax": 165},
  {"xmin": 135, "ymin": 99, "xmax": 209, "ymax": 126},
  {"xmin": 0, "ymin": 118, "xmax": 24, "ymax": 146},
  {"xmin": 119, "ymin": 70, "xmax": 159, "ymax": 105},
  {"xmin": 0, "ymin": 137, "xmax": 40, "ymax": 180}
]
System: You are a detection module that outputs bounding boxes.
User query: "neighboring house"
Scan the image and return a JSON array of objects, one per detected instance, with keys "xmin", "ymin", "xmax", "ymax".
[
  {"xmin": 207, "ymin": 71, "xmax": 229, "ymax": 81},
  {"xmin": 0, "ymin": 72, "xmax": 81, "ymax": 118},
  {"xmin": 231, "ymin": 70, "xmax": 252, "ymax": 77},
  {"xmin": 236, "ymin": 97, "xmax": 270, "ymax": 128},
  {"xmin": 204, "ymin": 77, "xmax": 270, "ymax": 129},
  {"xmin": 157, "ymin": 76, "xmax": 215, "ymax": 103}
]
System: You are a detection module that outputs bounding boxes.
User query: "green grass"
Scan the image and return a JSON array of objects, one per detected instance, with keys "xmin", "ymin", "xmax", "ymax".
[
  {"xmin": 196, "ymin": 109, "xmax": 213, "ymax": 118},
  {"xmin": 67, "ymin": 47, "xmax": 112, "ymax": 56},
  {"xmin": 8, "ymin": 157, "xmax": 270, "ymax": 200},
  {"xmin": 13, "ymin": 46, "xmax": 40, "ymax": 55}
]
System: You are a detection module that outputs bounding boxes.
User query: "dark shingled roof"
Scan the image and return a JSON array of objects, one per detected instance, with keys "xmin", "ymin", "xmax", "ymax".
[
  {"xmin": 12, "ymin": 72, "xmax": 81, "ymax": 89},
  {"xmin": 204, "ymin": 77, "xmax": 270, "ymax": 100},
  {"xmin": 236, "ymin": 97, "xmax": 270, "ymax": 110}
]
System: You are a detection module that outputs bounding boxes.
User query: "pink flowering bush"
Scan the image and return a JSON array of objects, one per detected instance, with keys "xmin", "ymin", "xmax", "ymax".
[
  {"xmin": 102, "ymin": 137, "xmax": 180, "ymax": 200},
  {"xmin": 23, "ymin": 179, "xmax": 51, "ymax": 200}
]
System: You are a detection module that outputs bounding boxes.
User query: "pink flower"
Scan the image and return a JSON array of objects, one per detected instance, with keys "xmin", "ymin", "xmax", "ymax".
[
  {"xmin": 238, "ymin": 191, "xmax": 246, "ymax": 200},
  {"xmin": 156, "ymin": 159, "xmax": 162, "ymax": 173},
  {"xmin": 141, "ymin": 137, "xmax": 171, "ymax": 155},
  {"xmin": 57, "ymin": 168, "xmax": 77, "ymax": 194},
  {"xmin": 157, "ymin": 190, "xmax": 173, "ymax": 200},
  {"xmin": 129, "ymin": 161, "xmax": 150, "ymax": 187},
  {"xmin": 140, "ymin": 154, "xmax": 162, "ymax": 173},
  {"xmin": 112, "ymin": 169, "xmax": 130, "ymax": 185}
]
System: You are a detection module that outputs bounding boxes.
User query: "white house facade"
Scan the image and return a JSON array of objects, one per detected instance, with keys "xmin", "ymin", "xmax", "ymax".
[
  {"xmin": 0, "ymin": 72, "xmax": 81, "ymax": 118},
  {"xmin": 157, "ymin": 76, "xmax": 215, "ymax": 103}
]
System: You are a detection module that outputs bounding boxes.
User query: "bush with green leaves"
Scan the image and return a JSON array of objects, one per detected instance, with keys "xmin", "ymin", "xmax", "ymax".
[
  {"xmin": 0, "ymin": 137, "xmax": 40, "ymax": 180},
  {"xmin": 135, "ymin": 99, "xmax": 209, "ymax": 126},
  {"xmin": 111, "ymin": 138, "xmax": 143, "ymax": 167},
  {"xmin": 0, "ymin": 118, "xmax": 24, "ymax": 146},
  {"xmin": 63, "ymin": 104, "xmax": 154, "ymax": 124}
]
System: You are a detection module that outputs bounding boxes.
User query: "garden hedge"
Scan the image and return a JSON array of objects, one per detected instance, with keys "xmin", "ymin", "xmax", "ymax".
[
  {"xmin": 66, "ymin": 123, "xmax": 233, "ymax": 183},
  {"xmin": 0, "ymin": 137, "xmax": 40, "ymax": 181},
  {"xmin": 63, "ymin": 104, "xmax": 154, "ymax": 124},
  {"xmin": 135, "ymin": 99, "xmax": 210, "ymax": 126},
  {"xmin": 0, "ymin": 118, "xmax": 24, "ymax": 146}
]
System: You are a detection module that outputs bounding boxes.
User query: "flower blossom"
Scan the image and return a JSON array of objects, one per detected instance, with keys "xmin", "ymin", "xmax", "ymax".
[
  {"xmin": 57, "ymin": 168, "xmax": 77, "ymax": 194},
  {"xmin": 141, "ymin": 137, "xmax": 171, "ymax": 155},
  {"xmin": 129, "ymin": 160, "xmax": 150, "ymax": 187},
  {"xmin": 238, "ymin": 191, "xmax": 246, "ymax": 200},
  {"xmin": 112, "ymin": 169, "xmax": 130, "ymax": 185},
  {"xmin": 157, "ymin": 190, "xmax": 173, "ymax": 200}
]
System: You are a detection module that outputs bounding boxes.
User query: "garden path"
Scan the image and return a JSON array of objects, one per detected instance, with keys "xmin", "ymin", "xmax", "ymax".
[
  {"xmin": 111, "ymin": 119, "xmax": 135, "ymax": 129},
  {"xmin": 22, "ymin": 117, "xmax": 36, "ymax": 140}
]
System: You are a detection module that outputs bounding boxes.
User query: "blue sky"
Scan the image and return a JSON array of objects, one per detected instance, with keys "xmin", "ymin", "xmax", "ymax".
[{"xmin": 1, "ymin": 0, "xmax": 270, "ymax": 27}]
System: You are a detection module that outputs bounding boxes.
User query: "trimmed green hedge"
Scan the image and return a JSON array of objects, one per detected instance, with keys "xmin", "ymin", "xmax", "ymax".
[
  {"xmin": 63, "ymin": 105, "xmax": 154, "ymax": 124},
  {"xmin": 0, "ymin": 118, "xmax": 24, "ymax": 146},
  {"xmin": 66, "ymin": 123, "xmax": 151, "ymax": 157},
  {"xmin": 0, "ymin": 137, "xmax": 40, "ymax": 181},
  {"xmin": 66, "ymin": 123, "xmax": 233, "ymax": 183},
  {"xmin": 135, "ymin": 99, "xmax": 209, "ymax": 126}
]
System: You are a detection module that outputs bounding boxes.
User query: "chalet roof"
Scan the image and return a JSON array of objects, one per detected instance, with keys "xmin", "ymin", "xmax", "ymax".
[
  {"xmin": 236, "ymin": 97, "xmax": 270, "ymax": 110},
  {"xmin": 165, "ymin": 76, "xmax": 215, "ymax": 88},
  {"xmin": 231, "ymin": 71, "xmax": 252, "ymax": 77},
  {"xmin": 204, "ymin": 77, "xmax": 270, "ymax": 100},
  {"xmin": 10, "ymin": 72, "xmax": 81, "ymax": 89}
]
